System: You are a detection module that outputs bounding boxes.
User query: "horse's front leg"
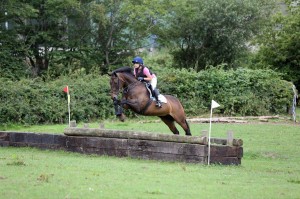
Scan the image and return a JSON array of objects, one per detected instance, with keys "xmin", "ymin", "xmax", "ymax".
[
  {"xmin": 113, "ymin": 97, "xmax": 126, "ymax": 122},
  {"xmin": 118, "ymin": 113, "xmax": 126, "ymax": 122}
]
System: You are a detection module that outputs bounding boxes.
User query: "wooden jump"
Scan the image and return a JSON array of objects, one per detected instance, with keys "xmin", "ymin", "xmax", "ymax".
[{"xmin": 0, "ymin": 127, "xmax": 243, "ymax": 165}]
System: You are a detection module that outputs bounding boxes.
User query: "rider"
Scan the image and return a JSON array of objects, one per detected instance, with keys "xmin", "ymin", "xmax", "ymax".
[{"xmin": 132, "ymin": 56, "xmax": 162, "ymax": 108}]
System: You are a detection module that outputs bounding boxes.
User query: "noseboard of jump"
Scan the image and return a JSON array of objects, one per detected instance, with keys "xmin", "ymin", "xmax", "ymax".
[{"xmin": 0, "ymin": 127, "xmax": 243, "ymax": 165}]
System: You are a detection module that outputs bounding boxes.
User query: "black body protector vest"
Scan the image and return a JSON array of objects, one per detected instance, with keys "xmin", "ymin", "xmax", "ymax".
[{"xmin": 134, "ymin": 65, "xmax": 153, "ymax": 83}]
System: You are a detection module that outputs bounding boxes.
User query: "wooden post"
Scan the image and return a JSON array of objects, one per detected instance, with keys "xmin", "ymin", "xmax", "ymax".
[
  {"xmin": 201, "ymin": 130, "xmax": 208, "ymax": 137},
  {"xmin": 227, "ymin": 130, "xmax": 234, "ymax": 146},
  {"xmin": 70, "ymin": 120, "xmax": 77, "ymax": 127},
  {"xmin": 200, "ymin": 130, "xmax": 208, "ymax": 145},
  {"xmin": 99, "ymin": 123, "xmax": 105, "ymax": 129}
]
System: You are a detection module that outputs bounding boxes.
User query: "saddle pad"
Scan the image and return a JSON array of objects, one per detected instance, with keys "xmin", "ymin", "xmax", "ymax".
[
  {"xmin": 158, "ymin": 94, "xmax": 167, "ymax": 103},
  {"xmin": 145, "ymin": 85, "xmax": 167, "ymax": 103}
]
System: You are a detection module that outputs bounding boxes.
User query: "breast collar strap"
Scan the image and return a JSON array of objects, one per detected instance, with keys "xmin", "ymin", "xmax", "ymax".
[{"xmin": 121, "ymin": 81, "xmax": 152, "ymax": 114}]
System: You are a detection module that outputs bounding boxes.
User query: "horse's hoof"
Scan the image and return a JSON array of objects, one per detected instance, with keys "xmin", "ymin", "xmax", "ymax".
[{"xmin": 118, "ymin": 114, "xmax": 126, "ymax": 122}]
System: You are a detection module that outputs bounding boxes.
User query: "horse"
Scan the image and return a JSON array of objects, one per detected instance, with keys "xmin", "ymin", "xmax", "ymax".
[{"xmin": 109, "ymin": 66, "xmax": 192, "ymax": 136}]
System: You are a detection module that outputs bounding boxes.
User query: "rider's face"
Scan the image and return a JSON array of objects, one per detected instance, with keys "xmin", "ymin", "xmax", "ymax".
[{"xmin": 133, "ymin": 62, "xmax": 139, "ymax": 68}]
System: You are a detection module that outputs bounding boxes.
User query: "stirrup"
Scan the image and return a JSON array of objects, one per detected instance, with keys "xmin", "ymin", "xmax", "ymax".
[{"xmin": 156, "ymin": 101, "xmax": 162, "ymax": 108}]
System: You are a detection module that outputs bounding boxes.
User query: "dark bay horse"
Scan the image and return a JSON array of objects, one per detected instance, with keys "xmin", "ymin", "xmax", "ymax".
[{"xmin": 109, "ymin": 66, "xmax": 191, "ymax": 136}]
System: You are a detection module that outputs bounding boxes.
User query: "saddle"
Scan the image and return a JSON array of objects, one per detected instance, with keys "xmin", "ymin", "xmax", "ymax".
[{"xmin": 144, "ymin": 83, "xmax": 167, "ymax": 103}]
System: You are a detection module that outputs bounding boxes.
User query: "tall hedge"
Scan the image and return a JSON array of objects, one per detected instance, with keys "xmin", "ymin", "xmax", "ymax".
[
  {"xmin": 0, "ymin": 74, "xmax": 113, "ymax": 125},
  {"xmin": 158, "ymin": 67, "xmax": 294, "ymax": 116},
  {"xmin": 0, "ymin": 68, "xmax": 295, "ymax": 125}
]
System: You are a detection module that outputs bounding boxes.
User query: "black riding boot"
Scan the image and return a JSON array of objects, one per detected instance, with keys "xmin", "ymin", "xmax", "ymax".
[
  {"xmin": 113, "ymin": 97, "xmax": 123, "ymax": 116},
  {"xmin": 153, "ymin": 89, "xmax": 162, "ymax": 108}
]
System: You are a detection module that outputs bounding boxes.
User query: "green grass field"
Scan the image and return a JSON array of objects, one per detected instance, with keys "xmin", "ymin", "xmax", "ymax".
[{"xmin": 0, "ymin": 119, "xmax": 300, "ymax": 199}]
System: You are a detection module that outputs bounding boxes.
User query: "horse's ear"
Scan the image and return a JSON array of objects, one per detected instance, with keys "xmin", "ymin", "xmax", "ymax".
[{"xmin": 108, "ymin": 72, "xmax": 116, "ymax": 76}]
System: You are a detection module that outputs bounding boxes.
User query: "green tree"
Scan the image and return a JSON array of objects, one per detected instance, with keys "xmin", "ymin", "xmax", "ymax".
[
  {"xmin": 90, "ymin": 0, "xmax": 171, "ymax": 73},
  {"xmin": 0, "ymin": 26, "xmax": 28, "ymax": 80},
  {"xmin": 0, "ymin": 0, "xmax": 29, "ymax": 79},
  {"xmin": 1, "ymin": 0, "xmax": 83, "ymax": 78},
  {"xmin": 157, "ymin": 0, "xmax": 274, "ymax": 71},
  {"xmin": 0, "ymin": 0, "xmax": 172, "ymax": 78},
  {"xmin": 253, "ymin": 1, "xmax": 300, "ymax": 89}
]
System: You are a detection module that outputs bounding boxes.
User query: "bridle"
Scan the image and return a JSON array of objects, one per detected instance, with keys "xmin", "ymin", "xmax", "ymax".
[
  {"xmin": 111, "ymin": 72, "xmax": 150, "ymax": 115},
  {"xmin": 111, "ymin": 73, "xmax": 121, "ymax": 99},
  {"xmin": 111, "ymin": 72, "xmax": 139, "ymax": 99},
  {"xmin": 111, "ymin": 72, "xmax": 138, "ymax": 109}
]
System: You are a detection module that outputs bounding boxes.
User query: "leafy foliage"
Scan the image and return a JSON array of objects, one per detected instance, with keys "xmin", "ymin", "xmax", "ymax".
[
  {"xmin": 0, "ymin": 73, "xmax": 113, "ymax": 125},
  {"xmin": 0, "ymin": 0, "xmax": 171, "ymax": 78},
  {"xmin": 0, "ymin": 67, "xmax": 293, "ymax": 125},
  {"xmin": 158, "ymin": 67, "xmax": 293, "ymax": 116},
  {"xmin": 0, "ymin": 1, "xmax": 296, "ymax": 124},
  {"xmin": 252, "ymin": 2, "xmax": 300, "ymax": 89},
  {"xmin": 157, "ymin": 0, "xmax": 275, "ymax": 71},
  {"xmin": 1, "ymin": 0, "xmax": 279, "ymax": 79},
  {"xmin": 1, "ymin": 0, "xmax": 85, "ymax": 78}
]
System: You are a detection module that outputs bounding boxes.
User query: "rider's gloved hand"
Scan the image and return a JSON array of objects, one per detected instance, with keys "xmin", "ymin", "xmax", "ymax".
[{"xmin": 138, "ymin": 77, "xmax": 144, "ymax": 81}]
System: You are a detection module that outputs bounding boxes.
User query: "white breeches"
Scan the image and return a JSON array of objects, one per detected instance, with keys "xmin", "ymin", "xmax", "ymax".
[{"xmin": 150, "ymin": 76, "xmax": 157, "ymax": 89}]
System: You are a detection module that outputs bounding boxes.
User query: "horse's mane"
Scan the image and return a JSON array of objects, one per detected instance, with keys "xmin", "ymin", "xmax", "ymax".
[{"xmin": 112, "ymin": 66, "xmax": 133, "ymax": 75}]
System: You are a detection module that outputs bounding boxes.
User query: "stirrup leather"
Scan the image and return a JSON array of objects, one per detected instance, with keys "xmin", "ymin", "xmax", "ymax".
[{"xmin": 156, "ymin": 101, "xmax": 162, "ymax": 108}]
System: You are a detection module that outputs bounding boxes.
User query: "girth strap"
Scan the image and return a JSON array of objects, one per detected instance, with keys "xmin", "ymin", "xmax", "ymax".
[
  {"xmin": 139, "ymin": 98, "xmax": 152, "ymax": 115},
  {"xmin": 120, "ymin": 82, "xmax": 154, "ymax": 115},
  {"xmin": 121, "ymin": 97, "xmax": 153, "ymax": 115}
]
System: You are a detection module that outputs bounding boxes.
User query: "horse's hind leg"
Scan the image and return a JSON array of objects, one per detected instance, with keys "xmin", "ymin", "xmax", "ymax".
[
  {"xmin": 159, "ymin": 115, "xmax": 180, "ymax": 135},
  {"xmin": 183, "ymin": 120, "xmax": 192, "ymax": 136},
  {"xmin": 172, "ymin": 115, "xmax": 192, "ymax": 136}
]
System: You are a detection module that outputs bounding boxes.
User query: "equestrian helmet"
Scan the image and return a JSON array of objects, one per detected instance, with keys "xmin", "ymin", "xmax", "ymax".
[{"xmin": 132, "ymin": 56, "xmax": 143, "ymax": 64}]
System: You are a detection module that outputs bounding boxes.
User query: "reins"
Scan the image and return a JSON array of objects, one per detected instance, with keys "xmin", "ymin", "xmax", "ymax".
[
  {"xmin": 114, "ymin": 72, "xmax": 152, "ymax": 114},
  {"xmin": 123, "ymin": 81, "xmax": 140, "ymax": 94}
]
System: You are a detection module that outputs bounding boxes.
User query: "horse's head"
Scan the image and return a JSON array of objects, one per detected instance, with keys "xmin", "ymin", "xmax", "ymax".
[
  {"xmin": 109, "ymin": 67, "xmax": 136, "ymax": 122},
  {"xmin": 109, "ymin": 72, "xmax": 121, "ymax": 100},
  {"xmin": 109, "ymin": 66, "xmax": 135, "ymax": 100}
]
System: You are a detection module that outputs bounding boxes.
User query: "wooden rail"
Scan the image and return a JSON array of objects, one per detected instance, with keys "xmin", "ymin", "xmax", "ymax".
[{"xmin": 0, "ymin": 128, "xmax": 243, "ymax": 165}]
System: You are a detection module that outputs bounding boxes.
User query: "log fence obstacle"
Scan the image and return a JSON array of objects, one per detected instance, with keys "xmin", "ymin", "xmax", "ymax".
[{"xmin": 0, "ymin": 121, "xmax": 243, "ymax": 165}]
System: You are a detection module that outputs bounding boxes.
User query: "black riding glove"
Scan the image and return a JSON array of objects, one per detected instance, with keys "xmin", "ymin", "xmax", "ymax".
[
  {"xmin": 137, "ymin": 77, "xmax": 144, "ymax": 81},
  {"xmin": 113, "ymin": 97, "xmax": 118, "ymax": 105}
]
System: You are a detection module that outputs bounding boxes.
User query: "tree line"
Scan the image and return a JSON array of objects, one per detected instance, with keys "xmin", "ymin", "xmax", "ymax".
[
  {"xmin": 1, "ymin": 0, "xmax": 298, "ymax": 87},
  {"xmin": 0, "ymin": 0, "xmax": 299, "ymax": 124},
  {"xmin": 0, "ymin": 67, "xmax": 293, "ymax": 125}
]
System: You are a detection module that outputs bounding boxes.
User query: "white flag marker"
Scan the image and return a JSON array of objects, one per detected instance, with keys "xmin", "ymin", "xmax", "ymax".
[
  {"xmin": 208, "ymin": 100, "xmax": 221, "ymax": 165},
  {"xmin": 211, "ymin": 100, "xmax": 220, "ymax": 109}
]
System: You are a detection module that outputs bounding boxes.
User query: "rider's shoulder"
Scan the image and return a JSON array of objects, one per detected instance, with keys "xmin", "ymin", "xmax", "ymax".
[{"xmin": 142, "ymin": 65, "xmax": 150, "ymax": 71}]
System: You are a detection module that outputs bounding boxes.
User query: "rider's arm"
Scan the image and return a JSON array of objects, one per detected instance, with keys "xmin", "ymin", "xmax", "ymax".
[{"xmin": 143, "ymin": 67, "xmax": 153, "ymax": 81}]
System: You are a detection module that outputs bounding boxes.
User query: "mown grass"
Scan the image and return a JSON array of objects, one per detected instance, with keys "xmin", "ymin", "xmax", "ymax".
[{"xmin": 0, "ymin": 119, "xmax": 300, "ymax": 199}]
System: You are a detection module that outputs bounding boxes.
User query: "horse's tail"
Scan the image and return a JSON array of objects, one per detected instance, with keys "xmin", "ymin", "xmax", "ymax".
[{"xmin": 185, "ymin": 119, "xmax": 192, "ymax": 136}]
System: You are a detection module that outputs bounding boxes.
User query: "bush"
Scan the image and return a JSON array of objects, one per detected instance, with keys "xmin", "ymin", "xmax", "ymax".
[
  {"xmin": 0, "ymin": 67, "xmax": 294, "ymax": 125},
  {"xmin": 0, "ymin": 74, "xmax": 113, "ymax": 125},
  {"xmin": 158, "ymin": 66, "xmax": 294, "ymax": 116}
]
